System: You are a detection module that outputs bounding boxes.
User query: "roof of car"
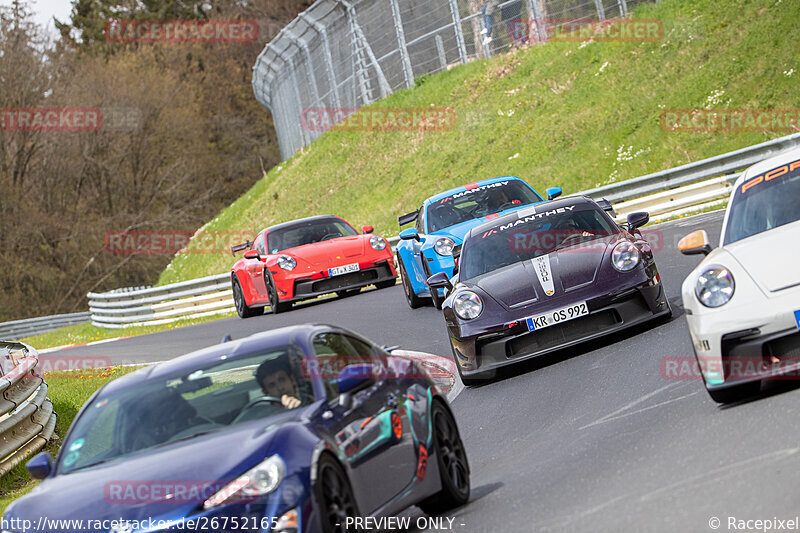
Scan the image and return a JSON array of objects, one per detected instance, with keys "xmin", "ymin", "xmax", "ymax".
[
  {"xmin": 265, "ymin": 215, "xmax": 347, "ymax": 233},
  {"xmin": 425, "ymin": 175, "xmax": 531, "ymax": 205},
  {"xmin": 99, "ymin": 324, "xmax": 329, "ymax": 394},
  {"xmin": 466, "ymin": 196, "xmax": 599, "ymax": 238}
]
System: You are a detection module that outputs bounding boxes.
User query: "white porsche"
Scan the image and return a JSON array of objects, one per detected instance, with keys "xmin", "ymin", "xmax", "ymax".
[{"xmin": 679, "ymin": 147, "xmax": 800, "ymax": 403}]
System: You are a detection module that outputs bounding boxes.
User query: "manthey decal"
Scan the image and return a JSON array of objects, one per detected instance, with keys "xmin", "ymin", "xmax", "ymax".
[
  {"xmin": 533, "ymin": 254, "xmax": 556, "ymax": 296},
  {"xmin": 480, "ymin": 205, "xmax": 577, "ymax": 239},
  {"xmin": 438, "ymin": 181, "xmax": 510, "ymax": 204}
]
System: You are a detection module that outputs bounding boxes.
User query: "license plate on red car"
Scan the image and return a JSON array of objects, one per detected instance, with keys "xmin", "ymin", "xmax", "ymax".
[
  {"xmin": 329, "ymin": 263, "xmax": 360, "ymax": 277},
  {"xmin": 526, "ymin": 302, "xmax": 589, "ymax": 332}
]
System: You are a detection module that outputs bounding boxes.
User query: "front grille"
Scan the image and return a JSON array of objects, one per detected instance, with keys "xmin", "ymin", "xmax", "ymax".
[
  {"xmin": 765, "ymin": 331, "xmax": 800, "ymax": 361},
  {"xmin": 311, "ymin": 270, "xmax": 379, "ymax": 292},
  {"xmin": 505, "ymin": 310, "xmax": 620, "ymax": 358}
]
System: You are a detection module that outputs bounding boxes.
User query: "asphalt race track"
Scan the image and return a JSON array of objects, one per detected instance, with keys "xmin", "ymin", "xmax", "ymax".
[{"xmin": 54, "ymin": 211, "xmax": 800, "ymax": 532}]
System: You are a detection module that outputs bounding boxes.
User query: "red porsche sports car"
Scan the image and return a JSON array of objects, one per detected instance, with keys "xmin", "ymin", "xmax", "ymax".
[{"xmin": 230, "ymin": 215, "xmax": 397, "ymax": 317}]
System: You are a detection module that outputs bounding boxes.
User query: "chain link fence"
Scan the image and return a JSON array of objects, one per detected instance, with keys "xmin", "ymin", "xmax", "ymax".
[{"xmin": 253, "ymin": 0, "xmax": 653, "ymax": 161}]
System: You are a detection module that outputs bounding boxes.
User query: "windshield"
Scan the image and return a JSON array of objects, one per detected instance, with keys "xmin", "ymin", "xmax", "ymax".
[
  {"xmin": 267, "ymin": 219, "xmax": 358, "ymax": 253},
  {"xmin": 723, "ymin": 163, "xmax": 800, "ymax": 245},
  {"xmin": 460, "ymin": 206, "xmax": 617, "ymax": 280},
  {"xmin": 426, "ymin": 180, "xmax": 543, "ymax": 233},
  {"xmin": 58, "ymin": 347, "xmax": 314, "ymax": 474}
]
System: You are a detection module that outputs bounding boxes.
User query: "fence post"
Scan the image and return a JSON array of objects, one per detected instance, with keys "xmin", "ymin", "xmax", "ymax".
[
  {"xmin": 300, "ymin": 12, "xmax": 342, "ymax": 110},
  {"xmin": 389, "ymin": 0, "xmax": 415, "ymax": 88},
  {"xmin": 447, "ymin": 0, "xmax": 467, "ymax": 64},
  {"xmin": 618, "ymin": 0, "xmax": 628, "ymax": 16},
  {"xmin": 435, "ymin": 34, "xmax": 447, "ymax": 71},
  {"xmin": 594, "ymin": 0, "xmax": 606, "ymax": 20},
  {"xmin": 341, "ymin": 0, "xmax": 391, "ymax": 99},
  {"xmin": 526, "ymin": 0, "xmax": 547, "ymax": 42}
]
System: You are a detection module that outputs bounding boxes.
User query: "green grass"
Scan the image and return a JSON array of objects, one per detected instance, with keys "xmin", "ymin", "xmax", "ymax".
[
  {"xmin": 0, "ymin": 366, "xmax": 144, "ymax": 510},
  {"xmin": 156, "ymin": 0, "xmax": 800, "ymax": 285},
  {"xmin": 22, "ymin": 312, "xmax": 236, "ymax": 350}
]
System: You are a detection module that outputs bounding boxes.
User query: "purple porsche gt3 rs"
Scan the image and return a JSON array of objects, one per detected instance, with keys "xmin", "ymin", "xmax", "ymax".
[{"xmin": 426, "ymin": 196, "xmax": 672, "ymax": 385}]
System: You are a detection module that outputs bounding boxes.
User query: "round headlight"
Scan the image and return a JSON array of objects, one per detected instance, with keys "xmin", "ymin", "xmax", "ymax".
[
  {"xmin": 369, "ymin": 234, "xmax": 387, "ymax": 250},
  {"xmin": 695, "ymin": 266, "xmax": 734, "ymax": 308},
  {"xmin": 277, "ymin": 255, "xmax": 296, "ymax": 271},
  {"xmin": 453, "ymin": 291, "xmax": 483, "ymax": 320},
  {"xmin": 434, "ymin": 237, "xmax": 455, "ymax": 256},
  {"xmin": 611, "ymin": 241, "xmax": 640, "ymax": 272}
]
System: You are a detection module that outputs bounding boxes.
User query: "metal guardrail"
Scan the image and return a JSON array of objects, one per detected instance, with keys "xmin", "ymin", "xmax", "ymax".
[
  {"xmin": 578, "ymin": 133, "xmax": 800, "ymax": 203},
  {"xmin": 0, "ymin": 342, "xmax": 56, "ymax": 477},
  {"xmin": 0, "ymin": 312, "xmax": 91, "ymax": 340}
]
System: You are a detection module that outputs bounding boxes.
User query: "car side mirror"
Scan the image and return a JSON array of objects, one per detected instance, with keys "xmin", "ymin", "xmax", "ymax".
[
  {"xmin": 626, "ymin": 211, "xmax": 650, "ymax": 230},
  {"xmin": 26, "ymin": 452, "xmax": 54, "ymax": 479},
  {"xmin": 452, "ymin": 244, "xmax": 462, "ymax": 275},
  {"xmin": 243, "ymin": 250, "xmax": 260, "ymax": 260},
  {"xmin": 337, "ymin": 363, "xmax": 375, "ymax": 410},
  {"xmin": 427, "ymin": 271, "xmax": 453, "ymax": 293},
  {"xmin": 361, "ymin": 225, "xmax": 374, "ymax": 234},
  {"xmin": 399, "ymin": 228, "xmax": 420, "ymax": 241},
  {"xmin": 678, "ymin": 229, "xmax": 713, "ymax": 256},
  {"xmin": 546, "ymin": 187, "xmax": 562, "ymax": 201}
]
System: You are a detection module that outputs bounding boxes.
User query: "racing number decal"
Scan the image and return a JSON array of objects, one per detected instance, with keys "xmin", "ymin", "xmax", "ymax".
[{"xmin": 533, "ymin": 254, "xmax": 555, "ymax": 296}]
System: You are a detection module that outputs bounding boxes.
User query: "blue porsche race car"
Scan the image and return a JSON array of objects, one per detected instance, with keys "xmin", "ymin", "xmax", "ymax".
[
  {"xmin": 396, "ymin": 176, "xmax": 562, "ymax": 308},
  {"xmin": 7, "ymin": 325, "xmax": 470, "ymax": 533}
]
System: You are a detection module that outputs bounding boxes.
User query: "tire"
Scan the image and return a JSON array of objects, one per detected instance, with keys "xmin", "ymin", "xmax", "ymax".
[
  {"xmin": 707, "ymin": 380, "xmax": 761, "ymax": 404},
  {"xmin": 398, "ymin": 256, "xmax": 424, "ymax": 309},
  {"xmin": 315, "ymin": 454, "xmax": 360, "ymax": 533},
  {"xmin": 375, "ymin": 278, "xmax": 396, "ymax": 289},
  {"xmin": 336, "ymin": 288, "xmax": 360, "ymax": 298},
  {"xmin": 417, "ymin": 401, "xmax": 470, "ymax": 515},
  {"xmin": 266, "ymin": 274, "xmax": 292, "ymax": 314},
  {"xmin": 232, "ymin": 277, "xmax": 262, "ymax": 318}
]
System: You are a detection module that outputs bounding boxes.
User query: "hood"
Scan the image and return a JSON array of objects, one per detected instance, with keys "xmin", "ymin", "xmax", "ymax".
[
  {"xmin": 470, "ymin": 235, "xmax": 618, "ymax": 308},
  {"xmin": 7, "ymin": 415, "xmax": 298, "ymax": 525},
  {"xmin": 282, "ymin": 235, "xmax": 367, "ymax": 267},
  {"xmin": 723, "ymin": 221, "xmax": 800, "ymax": 293}
]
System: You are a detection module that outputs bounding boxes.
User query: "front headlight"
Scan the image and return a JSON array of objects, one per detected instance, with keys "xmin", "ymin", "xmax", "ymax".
[
  {"xmin": 611, "ymin": 241, "xmax": 640, "ymax": 272},
  {"xmin": 369, "ymin": 235, "xmax": 387, "ymax": 250},
  {"xmin": 277, "ymin": 255, "xmax": 296, "ymax": 271},
  {"xmin": 434, "ymin": 237, "xmax": 455, "ymax": 256},
  {"xmin": 453, "ymin": 291, "xmax": 483, "ymax": 320},
  {"xmin": 203, "ymin": 455, "xmax": 286, "ymax": 509},
  {"xmin": 695, "ymin": 266, "xmax": 735, "ymax": 308}
]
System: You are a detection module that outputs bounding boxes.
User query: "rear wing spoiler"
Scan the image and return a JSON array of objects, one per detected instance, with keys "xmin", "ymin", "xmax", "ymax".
[
  {"xmin": 597, "ymin": 198, "xmax": 616, "ymax": 218},
  {"xmin": 398, "ymin": 210, "xmax": 418, "ymax": 228},
  {"xmin": 230, "ymin": 239, "xmax": 253, "ymax": 256}
]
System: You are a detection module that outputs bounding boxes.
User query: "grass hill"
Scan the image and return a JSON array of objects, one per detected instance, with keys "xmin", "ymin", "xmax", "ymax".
[{"xmin": 158, "ymin": 0, "xmax": 799, "ymax": 284}]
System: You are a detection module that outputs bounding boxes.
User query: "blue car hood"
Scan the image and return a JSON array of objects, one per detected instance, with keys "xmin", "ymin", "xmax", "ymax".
[{"xmin": 7, "ymin": 415, "xmax": 298, "ymax": 525}]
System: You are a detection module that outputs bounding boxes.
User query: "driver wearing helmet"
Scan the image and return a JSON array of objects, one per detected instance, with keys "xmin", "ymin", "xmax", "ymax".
[{"xmin": 486, "ymin": 189, "xmax": 511, "ymax": 212}]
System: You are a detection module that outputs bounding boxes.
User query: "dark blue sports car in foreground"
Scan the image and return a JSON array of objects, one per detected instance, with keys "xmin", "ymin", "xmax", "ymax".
[{"xmin": 7, "ymin": 325, "xmax": 469, "ymax": 533}]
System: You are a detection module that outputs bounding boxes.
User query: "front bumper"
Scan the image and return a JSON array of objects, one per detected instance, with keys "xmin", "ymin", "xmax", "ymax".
[
  {"xmin": 281, "ymin": 260, "xmax": 396, "ymax": 303},
  {"xmin": 686, "ymin": 285, "xmax": 800, "ymax": 388},
  {"xmin": 451, "ymin": 278, "xmax": 670, "ymax": 377}
]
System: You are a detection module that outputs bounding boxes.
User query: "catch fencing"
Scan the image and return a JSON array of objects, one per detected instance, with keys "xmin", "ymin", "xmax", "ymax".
[
  {"xmin": 253, "ymin": 0, "xmax": 652, "ymax": 160},
  {"xmin": 0, "ymin": 342, "xmax": 55, "ymax": 476}
]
